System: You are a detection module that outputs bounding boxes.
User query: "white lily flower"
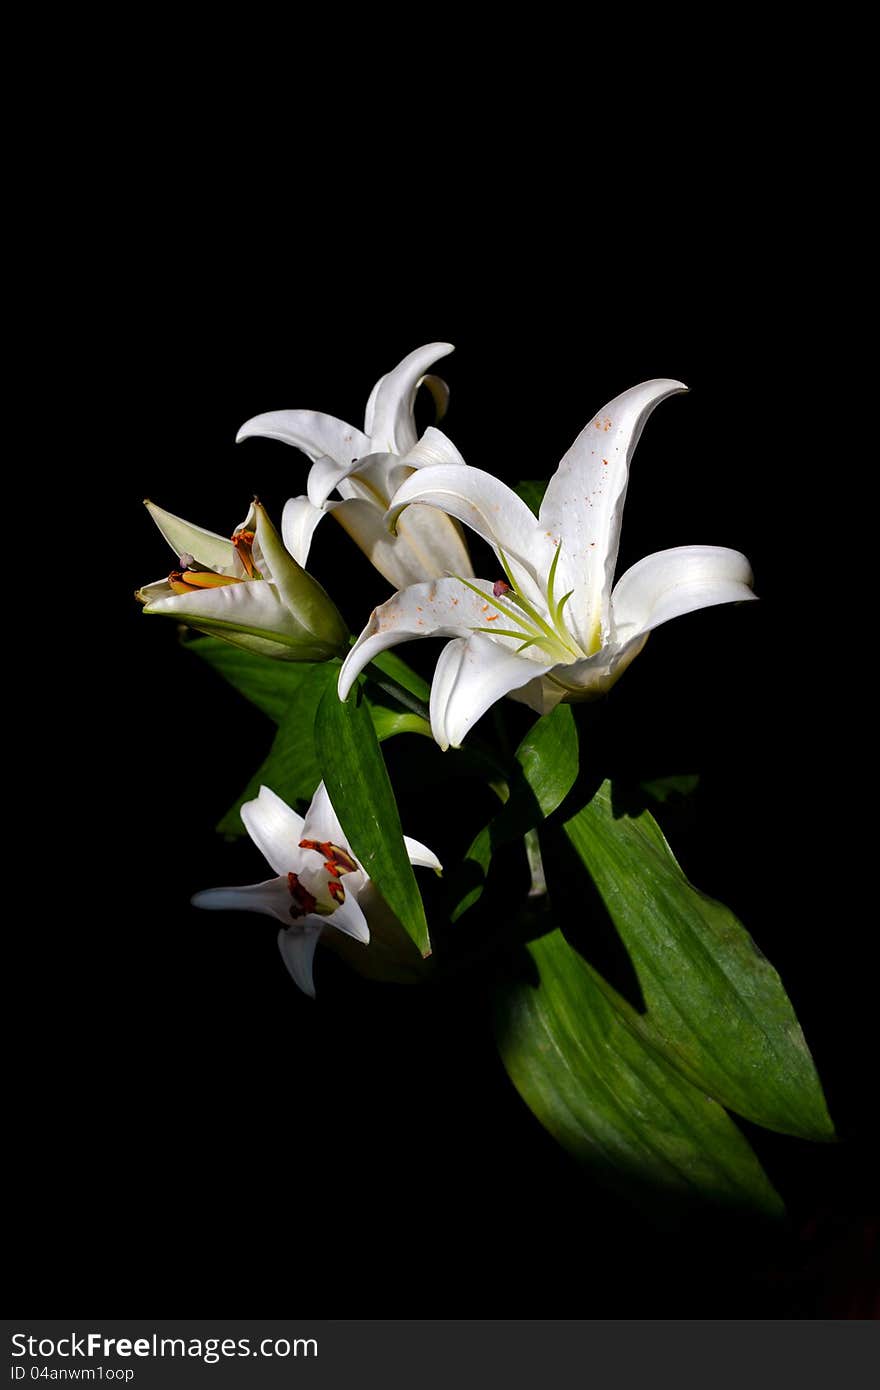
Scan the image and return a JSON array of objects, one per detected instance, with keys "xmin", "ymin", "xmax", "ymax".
[
  {"xmin": 137, "ymin": 497, "xmax": 348, "ymax": 661},
  {"xmin": 236, "ymin": 342, "xmax": 474, "ymax": 590},
  {"xmin": 192, "ymin": 782, "xmax": 442, "ymax": 997},
  {"xmin": 339, "ymin": 380, "xmax": 757, "ymax": 750}
]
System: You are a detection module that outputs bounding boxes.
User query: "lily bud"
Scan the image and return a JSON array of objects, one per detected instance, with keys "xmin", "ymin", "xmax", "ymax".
[{"xmin": 137, "ymin": 499, "xmax": 348, "ymax": 662}]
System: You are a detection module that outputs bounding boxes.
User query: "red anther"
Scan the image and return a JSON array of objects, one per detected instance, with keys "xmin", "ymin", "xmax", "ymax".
[
  {"xmin": 493, "ymin": 580, "xmax": 511, "ymax": 598},
  {"xmin": 287, "ymin": 872, "xmax": 318, "ymax": 919},
  {"xmin": 327, "ymin": 880, "xmax": 346, "ymax": 906},
  {"xmin": 300, "ymin": 839, "xmax": 358, "ymax": 879}
]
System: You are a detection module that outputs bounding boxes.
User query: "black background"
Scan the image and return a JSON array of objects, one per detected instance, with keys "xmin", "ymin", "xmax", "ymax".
[{"xmin": 15, "ymin": 216, "xmax": 876, "ymax": 1319}]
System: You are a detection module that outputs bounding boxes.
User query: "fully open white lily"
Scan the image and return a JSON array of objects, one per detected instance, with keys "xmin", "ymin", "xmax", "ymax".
[
  {"xmin": 236, "ymin": 342, "xmax": 474, "ymax": 590},
  {"xmin": 192, "ymin": 782, "xmax": 441, "ymax": 997},
  {"xmin": 339, "ymin": 380, "xmax": 757, "ymax": 750},
  {"xmin": 137, "ymin": 498, "xmax": 348, "ymax": 661}
]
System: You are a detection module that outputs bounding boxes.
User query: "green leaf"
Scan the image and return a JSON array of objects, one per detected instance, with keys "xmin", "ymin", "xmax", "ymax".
[
  {"xmin": 495, "ymin": 929, "xmax": 784, "ymax": 1217},
  {"xmin": 316, "ymin": 684, "xmax": 431, "ymax": 957},
  {"xmin": 451, "ymin": 705, "xmax": 579, "ymax": 922},
  {"xmin": 217, "ymin": 664, "xmax": 338, "ymax": 835},
  {"xmin": 367, "ymin": 648, "xmax": 431, "ymax": 703},
  {"xmin": 514, "ymin": 479, "xmax": 549, "ymax": 516},
  {"xmin": 560, "ymin": 783, "xmax": 834, "ymax": 1141},
  {"xmin": 184, "ymin": 634, "xmax": 318, "ymax": 724}
]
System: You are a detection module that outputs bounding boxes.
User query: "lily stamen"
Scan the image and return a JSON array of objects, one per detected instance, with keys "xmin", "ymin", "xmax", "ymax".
[
  {"xmin": 232, "ymin": 528, "xmax": 261, "ymax": 579},
  {"xmin": 167, "ymin": 569, "xmax": 243, "ymax": 595}
]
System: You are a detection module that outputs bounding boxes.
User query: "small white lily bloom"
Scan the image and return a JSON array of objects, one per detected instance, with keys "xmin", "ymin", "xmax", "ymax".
[
  {"xmin": 236, "ymin": 342, "xmax": 474, "ymax": 590},
  {"xmin": 137, "ymin": 497, "xmax": 348, "ymax": 661},
  {"xmin": 192, "ymin": 783, "xmax": 442, "ymax": 997},
  {"xmin": 339, "ymin": 380, "xmax": 757, "ymax": 750}
]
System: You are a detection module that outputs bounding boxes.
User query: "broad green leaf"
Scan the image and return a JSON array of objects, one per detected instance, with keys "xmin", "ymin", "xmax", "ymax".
[
  {"xmin": 216, "ymin": 677, "xmax": 431, "ymax": 837},
  {"xmin": 216, "ymin": 663, "xmax": 337, "ymax": 836},
  {"xmin": 450, "ymin": 706, "xmax": 578, "ymax": 922},
  {"xmin": 367, "ymin": 648, "xmax": 430, "ymax": 703},
  {"xmin": 514, "ymin": 479, "xmax": 549, "ymax": 516},
  {"xmin": 560, "ymin": 783, "xmax": 834, "ymax": 1141},
  {"xmin": 495, "ymin": 929, "xmax": 784, "ymax": 1217},
  {"xmin": 316, "ymin": 684, "xmax": 431, "ymax": 956},
  {"xmin": 186, "ymin": 634, "xmax": 432, "ymax": 724},
  {"xmin": 184, "ymin": 633, "xmax": 323, "ymax": 724}
]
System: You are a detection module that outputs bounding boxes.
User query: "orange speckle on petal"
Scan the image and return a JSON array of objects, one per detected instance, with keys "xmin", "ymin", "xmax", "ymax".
[{"xmin": 486, "ymin": 614, "xmax": 498, "ymax": 621}]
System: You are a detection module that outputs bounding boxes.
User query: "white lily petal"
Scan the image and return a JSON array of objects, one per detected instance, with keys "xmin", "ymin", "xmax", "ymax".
[
  {"xmin": 327, "ymin": 893, "xmax": 370, "ymax": 945},
  {"xmin": 386, "ymin": 464, "xmax": 542, "ymax": 576},
  {"xmin": 142, "ymin": 578, "xmax": 331, "ymax": 658},
  {"xmin": 403, "ymin": 836, "xmax": 443, "ymax": 873},
  {"xmin": 339, "ymin": 577, "xmax": 505, "ymax": 700},
  {"xmin": 281, "ymin": 495, "xmax": 325, "ymax": 569},
  {"xmin": 399, "ymin": 426, "xmax": 467, "ymax": 471},
  {"xmin": 430, "ymin": 633, "xmax": 554, "ymax": 751},
  {"xmin": 321, "ymin": 451, "xmax": 398, "ymax": 509},
  {"xmin": 191, "ymin": 876, "xmax": 293, "ymax": 924},
  {"xmin": 300, "ymin": 780, "xmax": 347, "ymax": 848},
  {"xmin": 296, "ymin": 785, "xmax": 367, "ymax": 895},
  {"xmin": 236, "ymin": 408, "xmax": 370, "ymax": 466},
  {"xmin": 277, "ymin": 924, "xmax": 323, "ymax": 998},
  {"xmin": 538, "ymin": 380, "xmax": 688, "ymax": 653},
  {"xmin": 136, "ymin": 577, "xmax": 175, "ymax": 602},
  {"xmin": 253, "ymin": 502, "xmax": 347, "ymax": 651},
  {"xmin": 331, "ymin": 497, "xmax": 474, "ymax": 591},
  {"xmin": 363, "ymin": 342, "xmax": 454, "ymax": 454},
  {"xmin": 241, "ymin": 785, "xmax": 307, "ymax": 876},
  {"xmin": 419, "ymin": 374, "xmax": 450, "ymax": 423},
  {"xmin": 145, "ymin": 501, "xmax": 235, "ymax": 573},
  {"xmin": 539, "ymin": 632, "xmax": 650, "ymax": 701},
  {"xmin": 611, "ymin": 545, "xmax": 757, "ymax": 640}
]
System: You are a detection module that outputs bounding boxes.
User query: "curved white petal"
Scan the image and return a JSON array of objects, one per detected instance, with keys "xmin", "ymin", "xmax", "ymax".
[
  {"xmin": 538, "ymin": 632, "xmax": 651, "ymax": 701},
  {"xmin": 538, "ymin": 380, "xmax": 688, "ymax": 653},
  {"xmin": 253, "ymin": 502, "xmax": 347, "ymax": 650},
  {"xmin": 611, "ymin": 545, "xmax": 756, "ymax": 640},
  {"xmin": 338, "ymin": 576, "xmax": 507, "ymax": 700},
  {"xmin": 300, "ymin": 780, "xmax": 347, "ymax": 849},
  {"xmin": 430, "ymin": 634, "xmax": 554, "ymax": 750},
  {"xmin": 277, "ymin": 924, "xmax": 323, "ymax": 998},
  {"xmin": 281, "ymin": 495, "xmax": 325, "ymax": 569},
  {"xmin": 241, "ymin": 786, "xmax": 307, "ymax": 876},
  {"xmin": 399, "ymin": 426, "xmax": 467, "ymax": 471},
  {"xmin": 327, "ymin": 892, "xmax": 370, "ymax": 945},
  {"xmin": 386, "ymin": 464, "xmax": 542, "ymax": 577},
  {"xmin": 141, "ymin": 577, "xmax": 334, "ymax": 658},
  {"xmin": 332, "ymin": 497, "xmax": 474, "ymax": 590},
  {"xmin": 144, "ymin": 501, "xmax": 235, "ymax": 573},
  {"xmin": 191, "ymin": 876, "xmax": 292, "ymax": 924},
  {"xmin": 403, "ymin": 836, "xmax": 443, "ymax": 873},
  {"xmin": 236, "ymin": 408, "xmax": 370, "ymax": 467},
  {"xmin": 136, "ymin": 577, "xmax": 175, "ymax": 603},
  {"xmin": 363, "ymin": 342, "xmax": 454, "ymax": 454},
  {"xmin": 419, "ymin": 374, "xmax": 450, "ymax": 424},
  {"xmin": 308, "ymin": 450, "xmax": 395, "ymax": 509}
]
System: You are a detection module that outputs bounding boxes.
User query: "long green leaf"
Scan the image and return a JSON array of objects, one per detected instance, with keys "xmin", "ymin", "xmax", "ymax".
[
  {"xmin": 451, "ymin": 705, "xmax": 578, "ymax": 921},
  {"xmin": 316, "ymin": 684, "xmax": 431, "ymax": 956},
  {"xmin": 495, "ymin": 929, "xmax": 784, "ymax": 1216},
  {"xmin": 559, "ymin": 783, "xmax": 834, "ymax": 1141},
  {"xmin": 184, "ymin": 633, "xmax": 323, "ymax": 723},
  {"xmin": 216, "ymin": 664, "xmax": 338, "ymax": 835}
]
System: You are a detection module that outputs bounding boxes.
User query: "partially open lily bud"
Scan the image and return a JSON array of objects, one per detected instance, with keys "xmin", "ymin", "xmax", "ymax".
[{"xmin": 137, "ymin": 498, "xmax": 349, "ymax": 662}]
